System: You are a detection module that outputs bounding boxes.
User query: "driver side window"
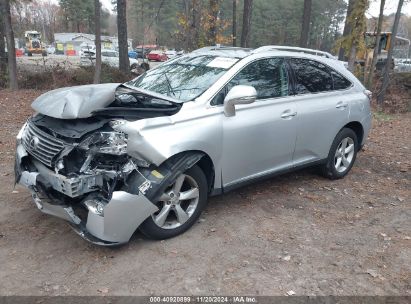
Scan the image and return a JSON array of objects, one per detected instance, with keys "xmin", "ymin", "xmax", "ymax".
[{"xmin": 212, "ymin": 58, "xmax": 289, "ymax": 105}]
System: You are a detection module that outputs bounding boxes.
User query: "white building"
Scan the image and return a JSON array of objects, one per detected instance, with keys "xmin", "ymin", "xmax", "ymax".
[{"xmin": 54, "ymin": 33, "xmax": 133, "ymax": 54}]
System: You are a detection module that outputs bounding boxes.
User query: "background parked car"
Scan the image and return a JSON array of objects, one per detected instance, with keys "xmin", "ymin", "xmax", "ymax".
[
  {"xmin": 80, "ymin": 49, "xmax": 139, "ymax": 69},
  {"xmin": 165, "ymin": 49, "xmax": 177, "ymax": 59},
  {"xmin": 46, "ymin": 46, "xmax": 55, "ymax": 54},
  {"xmin": 128, "ymin": 48, "xmax": 151, "ymax": 59},
  {"xmin": 147, "ymin": 50, "xmax": 168, "ymax": 62},
  {"xmin": 394, "ymin": 58, "xmax": 411, "ymax": 72},
  {"xmin": 79, "ymin": 44, "xmax": 96, "ymax": 57}
]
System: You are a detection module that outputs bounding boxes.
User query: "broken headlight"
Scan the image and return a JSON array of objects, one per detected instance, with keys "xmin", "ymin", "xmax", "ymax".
[{"xmin": 79, "ymin": 132, "xmax": 128, "ymax": 155}]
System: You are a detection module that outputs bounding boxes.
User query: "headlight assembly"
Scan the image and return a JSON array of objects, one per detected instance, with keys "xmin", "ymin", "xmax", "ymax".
[{"xmin": 79, "ymin": 132, "xmax": 128, "ymax": 155}]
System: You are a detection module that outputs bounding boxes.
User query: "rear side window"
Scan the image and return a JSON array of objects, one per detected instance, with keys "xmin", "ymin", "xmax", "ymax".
[
  {"xmin": 331, "ymin": 70, "xmax": 352, "ymax": 90},
  {"xmin": 289, "ymin": 58, "xmax": 333, "ymax": 94}
]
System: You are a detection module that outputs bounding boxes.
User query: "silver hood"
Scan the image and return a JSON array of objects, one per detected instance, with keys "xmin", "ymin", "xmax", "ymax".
[{"xmin": 31, "ymin": 83, "xmax": 121, "ymax": 119}]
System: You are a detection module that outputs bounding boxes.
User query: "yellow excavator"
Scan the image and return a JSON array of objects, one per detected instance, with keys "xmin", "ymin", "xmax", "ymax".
[
  {"xmin": 25, "ymin": 31, "xmax": 47, "ymax": 56},
  {"xmin": 357, "ymin": 32, "xmax": 410, "ymax": 70}
]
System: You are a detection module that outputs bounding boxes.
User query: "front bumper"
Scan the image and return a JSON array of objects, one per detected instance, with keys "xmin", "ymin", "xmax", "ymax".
[{"xmin": 15, "ymin": 144, "xmax": 158, "ymax": 246}]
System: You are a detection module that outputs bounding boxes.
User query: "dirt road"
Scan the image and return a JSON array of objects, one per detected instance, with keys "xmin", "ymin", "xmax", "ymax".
[{"xmin": 0, "ymin": 90, "xmax": 409, "ymax": 296}]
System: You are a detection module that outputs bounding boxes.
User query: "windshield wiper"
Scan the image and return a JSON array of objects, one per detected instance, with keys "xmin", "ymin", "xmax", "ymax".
[{"xmin": 164, "ymin": 72, "xmax": 176, "ymax": 97}]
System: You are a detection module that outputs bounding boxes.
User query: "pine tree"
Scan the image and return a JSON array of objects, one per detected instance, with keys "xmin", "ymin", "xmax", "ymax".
[
  {"xmin": 299, "ymin": 0, "xmax": 312, "ymax": 48},
  {"xmin": 240, "ymin": 0, "xmax": 253, "ymax": 47},
  {"xmin": 1, "ymin": 0, "xmax": 18, "ymax": 90},
  {"xmin": 117, "ymin": 0, "xmax": 130, "ymax": 73}
]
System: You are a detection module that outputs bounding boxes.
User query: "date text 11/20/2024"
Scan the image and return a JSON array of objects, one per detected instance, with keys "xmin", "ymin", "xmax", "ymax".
[{"xmin": 149, "ymin": 296, "xmax": 257, "ymax": 303}]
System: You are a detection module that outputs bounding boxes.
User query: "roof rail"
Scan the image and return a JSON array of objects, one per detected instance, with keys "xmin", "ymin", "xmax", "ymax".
[
  {"xmin": 252, "ymin": 45, "xmax": 337, "ymax": 60},
  {"xmin": 193, "ymin": 45, "xmax": 252, "ymax": 53}
]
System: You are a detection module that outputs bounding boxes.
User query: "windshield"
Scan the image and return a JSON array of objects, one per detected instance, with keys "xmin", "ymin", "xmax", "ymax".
[{"xmin": 126, "ymin": 55, "xmax": 235, "ymax": 102}]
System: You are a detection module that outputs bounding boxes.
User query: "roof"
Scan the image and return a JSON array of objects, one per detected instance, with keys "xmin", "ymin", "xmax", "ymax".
[
  {"xmin": 54, "ymin": 33, "xmax": 133, "ymax": 44},
  {"xmin": 190, "ymin": 45, "xmax": 342, "ymax": 64}
]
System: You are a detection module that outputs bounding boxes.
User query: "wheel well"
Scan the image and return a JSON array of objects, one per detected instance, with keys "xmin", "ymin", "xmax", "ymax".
[
  {"xmin": 196, "ymin": 153, "xmax": 215, "ymax": 193},
  {"xmin": 163, "ymin": 151, "xmax": 215, "ymax": 194},
  {"xmin": 344, "ymin": 121, "xmax": 364, "ymax": 147}
]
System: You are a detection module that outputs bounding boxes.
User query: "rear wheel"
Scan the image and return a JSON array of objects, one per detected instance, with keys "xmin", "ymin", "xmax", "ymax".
[
  {"xmin": 139, "ymin": 165, "xmax": 208, "ymax": 239},
  {"xmin": 321, "ymin": 128, "xmax": 358, "ymax": 180}
]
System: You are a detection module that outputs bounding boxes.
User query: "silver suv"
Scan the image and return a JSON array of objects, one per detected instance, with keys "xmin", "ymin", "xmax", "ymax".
[{"xmin": 15, "ymin": 46, "xmax": 372, "ymax": 245}]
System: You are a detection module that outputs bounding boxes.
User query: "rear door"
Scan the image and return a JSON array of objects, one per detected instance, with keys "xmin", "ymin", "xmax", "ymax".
[{"xmin": 288, "ymin": 58, "xmax": 352, "ymax": 165}]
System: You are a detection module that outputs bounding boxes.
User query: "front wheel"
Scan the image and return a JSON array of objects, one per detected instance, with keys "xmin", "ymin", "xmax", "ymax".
[
  {"xmin": 320, "ymin": 128, "xmax": 358, "ymax": 180},
  {"xmin": 139, "ymin": 165, "xmax": 208, "ymax": 239}
]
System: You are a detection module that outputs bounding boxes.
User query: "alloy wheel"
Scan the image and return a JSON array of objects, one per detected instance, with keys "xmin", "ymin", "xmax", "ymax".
[
  {"xmin": 334, "ymin": 137, "xmax": 355, "ymax": 173},
  {"xmin": 152, "ymin": 174, "xmax": 200, "ymax": 229}
]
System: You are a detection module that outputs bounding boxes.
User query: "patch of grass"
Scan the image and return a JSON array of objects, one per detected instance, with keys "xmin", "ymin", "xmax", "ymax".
[{"xmin": 373, "ymin": 111, "xmax": 394, "ymax": 121}]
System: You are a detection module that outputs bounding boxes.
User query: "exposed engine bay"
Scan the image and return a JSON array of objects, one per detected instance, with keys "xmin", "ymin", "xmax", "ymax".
[{"xmin": 15, "ymin": 83, "xmax": 203, "ymax": 245}]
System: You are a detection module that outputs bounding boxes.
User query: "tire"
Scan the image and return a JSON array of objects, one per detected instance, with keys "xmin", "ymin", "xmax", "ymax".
[
  {"xmin": 139, "ymin": 165, "xmax": 208, "ymax": 240},
  {"xmin": 320, "ymin": 128, "xmax": 358, "ymax": 180}
]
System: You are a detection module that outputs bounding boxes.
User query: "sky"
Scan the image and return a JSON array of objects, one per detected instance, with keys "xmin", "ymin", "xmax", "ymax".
[
  {"xmin": 367, "ymin": 0, "xmax": 411, "ymax": 17},
  {"xmin": 42, "ymin": 0, "xmax": 411, "ymax": 17}
]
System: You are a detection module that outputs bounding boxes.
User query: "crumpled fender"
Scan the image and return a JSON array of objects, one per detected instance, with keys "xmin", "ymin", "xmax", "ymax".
[{"xmin": 125, "ymin": 152, "xmax": 205, "ymax": 203}]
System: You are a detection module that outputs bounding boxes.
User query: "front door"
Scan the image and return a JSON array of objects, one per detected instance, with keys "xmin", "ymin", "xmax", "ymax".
[{"xmin": 220, "ymin": 58, "xmax": 298, "ymax": 188}]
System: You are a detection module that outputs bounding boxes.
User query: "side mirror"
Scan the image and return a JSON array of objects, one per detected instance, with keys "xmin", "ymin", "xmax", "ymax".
[{"xmin": 224, "ymin": 85, "xmax": 257, "ymax": 117}]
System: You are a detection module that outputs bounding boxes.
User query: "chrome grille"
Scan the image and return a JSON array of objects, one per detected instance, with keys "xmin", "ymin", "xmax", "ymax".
[{"xmin": 22, "ymin": 120, "xmax": 65, "ymax": 167}]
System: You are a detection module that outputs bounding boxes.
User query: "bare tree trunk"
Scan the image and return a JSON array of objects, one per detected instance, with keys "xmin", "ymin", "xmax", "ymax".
[
  {"xmin": 366, "ymin": 0, "xmax": 385, "ymax": 89},
  {"xmin": 93, "ymin": 0, "xmax": 102, "ymax": 84},
  {"xmin": 299, "ymin": 0, "xmax": 312, "ymax": 48},
  {"xmin": 347, "ymin": 45, "xmax": 357, "ymax": 72},
  {"xmin": 232, "ymin": 0, "xmax": 237, "ymax": 46},
  {"xmin": 377, "ymin": 0, "xmax": 404, "ymax": 105},
  {"xmin": 1, "ymin": 0, "xmax": 18, "ymax": 90},
  {"xmin": 117, "ymin": 0, "xmax": 130, "ymax": 73},
  {"xmin": 0, "ymin": 13, "xmax": 7, "ymax": 83},
  {"xmin": 338, "ymin": 0, "xmax": 355, "ymax": 60},
  {"xmin": 240, "ymin": 0, "xmax": 253, "ymax": 48},
  {"xmin": 207, "ymin": 0, "xmax": 219, "ymax": 45},
  {"xmin": 191, "ymin": 0, "xmax": 200, "ymax": 49}
]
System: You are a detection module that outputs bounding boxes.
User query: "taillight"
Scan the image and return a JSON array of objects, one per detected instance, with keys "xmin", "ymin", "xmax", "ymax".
[{"xmin": 364, "ymin": 89, "xmax": 372, "ymax": 101}]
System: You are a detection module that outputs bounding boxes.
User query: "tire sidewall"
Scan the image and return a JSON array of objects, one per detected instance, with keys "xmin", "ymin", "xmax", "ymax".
[
  {"xmin": 324, "ymin": 128, "xmax": 358, "ymax": 179},
  {"xmin": 139, "ymin": 165, "xmax": 208, "ymax": 240}
]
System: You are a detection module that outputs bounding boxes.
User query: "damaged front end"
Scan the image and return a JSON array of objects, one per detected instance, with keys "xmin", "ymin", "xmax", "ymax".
[{"xmin": 14, "ymin": 85, "xmax": 201, "ymax": 245}]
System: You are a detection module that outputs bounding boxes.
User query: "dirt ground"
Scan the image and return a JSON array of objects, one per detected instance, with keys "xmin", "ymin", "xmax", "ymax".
[{"xmin": 0, "ymin": 90, "xmax": 410, "ymax": 296}]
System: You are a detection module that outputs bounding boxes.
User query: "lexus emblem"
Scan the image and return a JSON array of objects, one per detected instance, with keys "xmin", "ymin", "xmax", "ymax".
[{"xmin": 29, "ymin": 136, "xmax": 40, "ymax": 151}]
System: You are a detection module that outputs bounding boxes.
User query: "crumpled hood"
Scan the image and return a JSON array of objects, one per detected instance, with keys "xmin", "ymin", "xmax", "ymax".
[{"xmin": 31, "ymin": 83, "xmax": 120, "ymax": 119}]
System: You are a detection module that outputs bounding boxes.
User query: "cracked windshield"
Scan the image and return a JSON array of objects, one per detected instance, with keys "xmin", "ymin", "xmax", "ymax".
[{"xmin": 127, "ymin": 55, "xmax": 237, "ymax": 101}]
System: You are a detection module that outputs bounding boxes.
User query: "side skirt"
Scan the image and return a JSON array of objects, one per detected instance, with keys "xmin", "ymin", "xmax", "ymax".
[{"xmin": 213, "ymin": 159, "xmax": 327, "ymax": 195}]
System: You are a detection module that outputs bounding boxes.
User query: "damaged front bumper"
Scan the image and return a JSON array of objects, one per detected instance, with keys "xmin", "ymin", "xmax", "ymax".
[{"xmin": 15, "ymin": 143, "xmax": 158, "ymax": 246}]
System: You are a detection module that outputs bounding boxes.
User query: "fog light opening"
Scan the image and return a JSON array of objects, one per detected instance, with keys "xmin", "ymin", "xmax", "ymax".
[{"xmin": 84, "ymin": 199, "xmax": 105, "ymax": 216}]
